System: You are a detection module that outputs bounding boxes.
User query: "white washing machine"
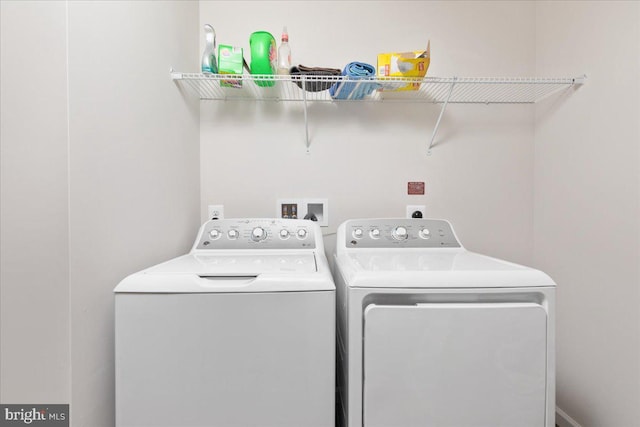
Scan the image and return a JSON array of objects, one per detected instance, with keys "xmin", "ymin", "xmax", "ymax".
[
  {"xmin": 333, "ymin": 218, "xmax": 556, "ymax": 427},
  {"xmin": 114, "ymin": 218, "xmax": 335, "ymax": 427}
]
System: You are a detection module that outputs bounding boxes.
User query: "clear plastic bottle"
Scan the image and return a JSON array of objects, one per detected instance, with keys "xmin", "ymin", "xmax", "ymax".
[
  {"xmin": 277, "ymin": 26, "xmax": 291, "ymax": 75},
  {"xmin": 201, "ymin": 24, "xmax": 218, "ymax": 74}
]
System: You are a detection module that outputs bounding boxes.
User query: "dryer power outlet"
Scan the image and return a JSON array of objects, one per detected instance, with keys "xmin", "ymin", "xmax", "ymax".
[{"xmin": 406, "ymin": 205, "xmax": 426, "ymax": 219}]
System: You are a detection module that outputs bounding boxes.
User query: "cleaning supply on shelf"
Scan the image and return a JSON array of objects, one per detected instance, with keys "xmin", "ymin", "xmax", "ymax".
[
  {"xmin": 377, "ymin": 41, "xmax": 431, "ymax": 91},
  {"xmin": 217, "ymin": 45, "xmax": 244, "ymax": 88},
  {"xmin": 290, "ymin": 65, "xmax": 342, "ymax": 92},
  {"xmin": 277, "ymin": 26, "xmax": 291, "ymax": 75},
  {"xmin": 329, "ymin": 62, "xmax": 379, "ymax": 100},
  {"xmin": 201, "ymin": 24, "xmax": 218, "ymax": 74},
  {"xmin": 249, "ymin": 31, "xmax": 277, "ymax": 87}
]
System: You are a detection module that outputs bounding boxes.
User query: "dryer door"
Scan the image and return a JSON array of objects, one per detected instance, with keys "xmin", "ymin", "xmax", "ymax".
[{"xmin": 363, "ymin": 302, "xmax": 547, "ymax": 427}]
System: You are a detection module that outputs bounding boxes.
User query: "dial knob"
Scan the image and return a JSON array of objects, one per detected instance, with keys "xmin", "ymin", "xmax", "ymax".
[
  {"xmin": 392, "ymin": 226, "xmax": 408, "ymax": 240},
  {"xmin": 419, "ymin": 228, "xmax": 430, "ymax": 239},
  {"xmin": 251, "ymin": 227, "xmax": 267, "ymax": 242},
  {"xmin": 279, "ymin": 229, "xmax": 290, "ymax": 239},
  {"xmin": 227, "ymin": 229, "xmax": 239, "ymax": 240},
  {"xmin": 209, "ymin": 229, "xmax": 221, "ymax": 240},
  {"xmin": 353, "ymin": 228, "xmax": 364, "ymax": 239},
  {"xmin": 370, "ymin": 228, "xmax": 381, "ymax": 239},
  {"xmin": 297, "ymin": 228, "xmax": 308, "ymax": 239}
]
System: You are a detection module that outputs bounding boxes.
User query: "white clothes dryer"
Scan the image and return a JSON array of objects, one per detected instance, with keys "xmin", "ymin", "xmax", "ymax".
[
  {"xmin": 114, "ymin": 219, "xmax": 335, "ymax": 427},
  {"xmin": 333, "ymin": 218, "xmax": 556, "ymax": 427}
]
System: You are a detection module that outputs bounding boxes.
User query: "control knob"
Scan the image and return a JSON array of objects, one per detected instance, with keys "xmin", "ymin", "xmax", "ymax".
[
  {"xmin": 419, "ymin": 228, "xmax": 430, "ymax": 239},
  {"xmin": 297, "ymin": 228, "xmax": 308, "ymax": 239},
  {"xmin": 228, "ymin": 229, "xmax": 239, "ymax": 240},
  {"xmin": 370, "ymin": 228, "xmax": 381, "ymax": 239},
  {"xmin": 392, "ymin": 226, "xmax": 408, "ymax": 241},
  {"xmin": 251, "ymin": 227, "xmax": 267, "ymax": 242},
  {"xmin": 353, "ymin": 228, "xmax": 364, "ymax": 239},
  {"xmin": 279, "ymin": 229, "xmax": 290, "ymax": 239},
  {"xmin": 209, "ymin": 229, "xmax": 221, "ymax": 240}
]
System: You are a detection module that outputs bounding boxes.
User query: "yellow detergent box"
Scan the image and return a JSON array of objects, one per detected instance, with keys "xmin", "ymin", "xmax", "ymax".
[
  {"xmin": 377, "ymin": 41, "xmax": 430, "ymax": 91},
  {"xmin": 217, "ymin": 44, "xmax": 244, "ymax": 88}
]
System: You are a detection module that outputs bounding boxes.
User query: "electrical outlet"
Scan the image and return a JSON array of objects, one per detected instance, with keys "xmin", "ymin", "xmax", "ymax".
[
  {"xmin": 208, "ymin": 204, "xmax": 224, "ymax": 220},
  {"xmin": 277, "ymin": 198, "xmax": 328, "ymax": 227},
  {"xmin": 406, "ymin": 205, "xmax": 425, "ymax": 219}
]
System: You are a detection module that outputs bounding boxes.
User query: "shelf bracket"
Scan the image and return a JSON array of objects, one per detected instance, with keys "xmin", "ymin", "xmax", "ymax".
[
  {"xmin": 427, "ymin": 77, "xmax": 457, "ymax": 155},
  {"xmin": 302, "ymin": 78, "xmax": 310, "ymax": 153}
]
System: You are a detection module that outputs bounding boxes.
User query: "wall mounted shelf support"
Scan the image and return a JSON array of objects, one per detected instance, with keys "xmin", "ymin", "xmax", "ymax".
[
  {"xmin": 301, "ymin": 80, "xmax": 310, "ymax": 153},
  {"xmin": 428, "ymin": 77, "xmax": 457, "ymax": 156}
]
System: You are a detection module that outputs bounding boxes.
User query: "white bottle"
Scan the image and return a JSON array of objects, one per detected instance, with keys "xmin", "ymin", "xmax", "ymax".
[{"xmin": 277, "ymin": 26, "xmax": 291, "ymax": 75}]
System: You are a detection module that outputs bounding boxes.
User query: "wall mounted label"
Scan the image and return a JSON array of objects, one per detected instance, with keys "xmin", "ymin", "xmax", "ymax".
[{"xmin": 407, "ymin": 182, "xmax": 425, "ymax": 195}]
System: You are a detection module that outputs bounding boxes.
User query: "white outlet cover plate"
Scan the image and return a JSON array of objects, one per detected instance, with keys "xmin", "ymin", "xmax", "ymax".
[{"xmin": 208, "ymin": 204, "xmax": 224, "ymax": 220}]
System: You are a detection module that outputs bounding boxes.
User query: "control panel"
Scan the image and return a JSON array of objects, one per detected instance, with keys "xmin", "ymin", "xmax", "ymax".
[
  {"xmin": 344, "ymin": 219, "xmax": 461, "ymax": 248},
  {"xmin": 194, "ymin": 218, "xmax": 316, "ymax": 250}
]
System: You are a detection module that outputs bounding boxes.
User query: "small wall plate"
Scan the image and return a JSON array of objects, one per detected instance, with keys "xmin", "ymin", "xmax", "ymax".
[{"xmin": 277, "ymin": 198, "xmax": 328, "ymax": 227}]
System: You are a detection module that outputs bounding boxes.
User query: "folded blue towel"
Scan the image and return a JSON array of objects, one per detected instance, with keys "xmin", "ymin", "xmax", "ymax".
[{"xmin": 329, "ymin": 62, "xmax": 380, "ymax": 100}]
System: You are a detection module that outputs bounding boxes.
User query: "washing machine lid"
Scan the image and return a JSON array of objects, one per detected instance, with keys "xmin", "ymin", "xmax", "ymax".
[
  {"xmin": 336, "ymin": 250, "xmax": 555, "ymax": 288},
  {"xmin": 146, "ymin": 252, "xmax": 317, "ymax": 275},
  {"xmin": 115, "ymin": 252, "xmax": 335, "ymax": 293}
]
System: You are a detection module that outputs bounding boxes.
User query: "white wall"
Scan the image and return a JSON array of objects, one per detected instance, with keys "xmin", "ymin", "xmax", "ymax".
[
  {"xmin": 3, "ymin": 1, "xmax": 638, "ymax": 426},
  {"xmin": 0, "ymin": 1, "xmax": 200, "ymax": 425},
  {"xmin": 0, "ymin": 0, "xmax": 70, "ymax": 403},
  {"xmin": 199, "ymin": 0, "xmax": 537, "ymax": 264},
  {"xmin": 534, "ymin": 2, "xmax": 640, "ymax": 426}
]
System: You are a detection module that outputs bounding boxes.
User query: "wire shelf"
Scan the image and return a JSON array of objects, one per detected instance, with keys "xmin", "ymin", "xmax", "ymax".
[
  {"xmin": 171, "ymin": 72, "xmax": 584, "ymax": 104},
  {"xmin": 171, "ymin": 71, "xmax": 585, "ymax": 154}
]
